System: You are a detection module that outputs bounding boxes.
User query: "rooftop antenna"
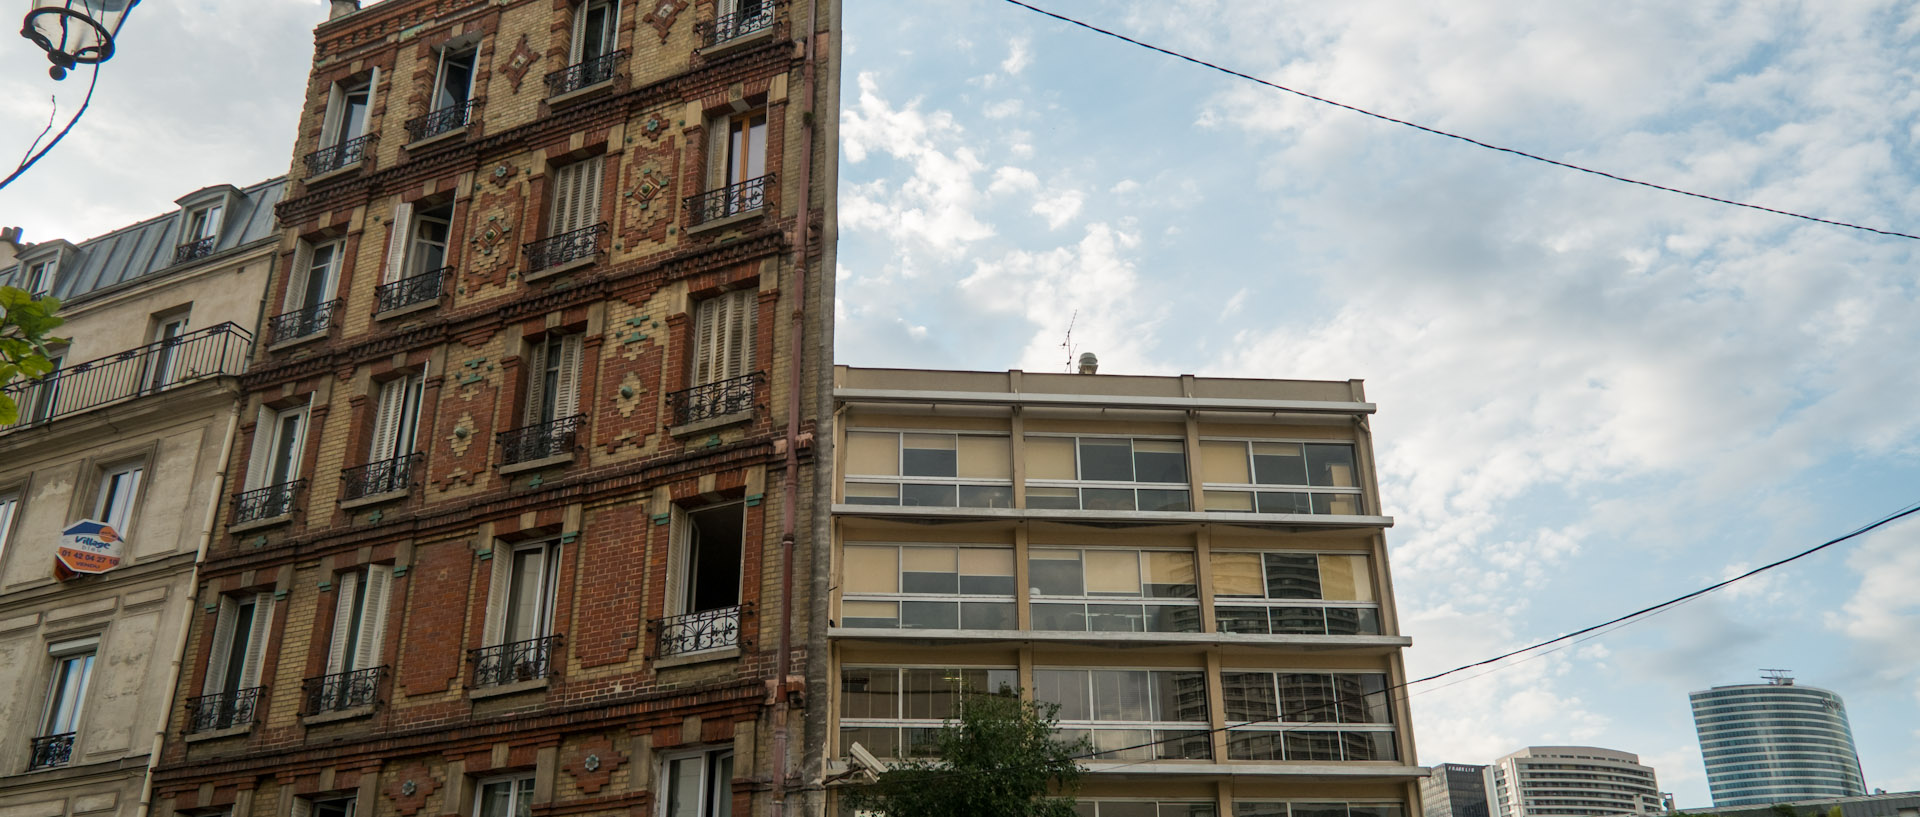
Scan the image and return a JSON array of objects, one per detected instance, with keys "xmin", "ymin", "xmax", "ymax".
[
  {"xmin": 1060, "ymin": 310, "xmax": 1078, "ymax": 373},
  {"xmin": 1760, "ymin": 668, "xmax": 1795, "ymax": 685}
]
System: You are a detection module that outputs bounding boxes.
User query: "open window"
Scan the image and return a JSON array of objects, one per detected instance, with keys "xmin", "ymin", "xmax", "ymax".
[
  {"xmin": 346, "ymin": 374, "xmax": 423, "ymax": 500},
  {"xmin": 191, "ymin": 592, "xmax": 273, "ymax": 733},
  {"xmin": 95, "ymin": 461, "xmax": 143, "ymax": 537},
  {"xmin": 271, "ymin": 239, "xmax": 343, "ymax": 344},
  {"xmin": 690, "ymin": 109, "xmax": 769, "ymax": 225},
  {"xmin": 0, "ymin": 490, "xmax": 18, "ymax": 566},
  {"xmin": 29, "ymin": 639, "xmax": 94, "ymax": 769},
  {"xmin": 500, "ymin": 334, "xmax": 582, "ymax": 467},
  {"xmin": 375, "ymin": 200, "xmax": 453, "ymax": 315},
  {"xmin": 710, "ymin": 0, "xmax": 774, "ymax": 45},
  {"xmin": 237, "ymin": 401, "xmax": 308, "ymax": 524},
  {"xmin": 662, "ymin": 748, "xmax": 734, "ymax": 817},
  {"xmin": 570, "ymin": 0, "xmax": 618, "ymax": 67},
  {"xmin": 310, "ymin": 565, "xmax": 392, "ymax": 713},
  {"xmin": 144, "ymin": 307, "xmax": 190, "ymax": 392},
  {"xmin": 475, "ymin": 540, "xmax": 562, "ymax": 687},
  {"xmin": 658, "ymin": 503, "xmax": 744, "ymax": 656},
  {"xmin": 474, "ymin": 776, "xmax": 535, "ymax": 817},
  {"xmin": 529, "ymin": 157, "xmax": 605, "ymax": 272},
  {"xmin": 295, "ymin": 796, "xmax": 357, "ymax": 817},
  {"xmin": 309, "ymin": 71, "xmax": 378, "ymax": 176},
  {"xmin": 23, "ymin": 257, "xmax": 55, "ymax": 298}
]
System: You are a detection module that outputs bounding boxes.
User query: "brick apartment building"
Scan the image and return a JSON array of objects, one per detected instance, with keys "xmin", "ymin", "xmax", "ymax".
[{"xmin": 149, "ymin": 0, "xmax": 840, "ymax": 814}]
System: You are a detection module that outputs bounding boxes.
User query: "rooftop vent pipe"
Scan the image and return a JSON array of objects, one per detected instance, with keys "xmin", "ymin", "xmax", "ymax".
[{"xmin": 1077, "ymin": 352, "xmax": 1098, "ymax": 374}]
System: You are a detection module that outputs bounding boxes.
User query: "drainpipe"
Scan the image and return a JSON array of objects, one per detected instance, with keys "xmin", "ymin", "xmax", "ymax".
[
  {"xmin": 136, "ymin": 394, "xmax": 243, "ymax": 817},
  {"xmin": 771, "ymin": 0, "xmax": 821, "ymax": 815}
]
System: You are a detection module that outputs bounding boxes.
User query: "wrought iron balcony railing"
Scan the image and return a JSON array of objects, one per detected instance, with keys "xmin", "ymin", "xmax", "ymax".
[
  {"xmin": 470, "ymin": 635, "xmax": 560, "ymax": 688},
  {"xmin": 545, "ymin": 50, "xmax": 625, "ymax": 97},
  {"xmin": 667, "ymin": 372, "xmax": 759, "ymax": 426},
  {"xmin": 685, "ymin": 173, "xmax": 773, "ymax": 226},
  {"xmin": 268, "ymin": 299, "xmax": 342, "ymax": 345},
  {"xmin": 406, "ymin": 100, "xmax": 476, "ymax": 142},
  {"xmin": 172, "ymin": 235, "xmax": 216, "ymax": 265},
  {"xmin": 303, "ymin": 666, "xmax": 385, "ymax": 714},
  {"xmin": 27, "ymin": 733, "xmax": 74, "ymax": 770},
  {"xmin": 1, "ymin": 321, "xmax": 253, "ymax": 431},
  {"xmin": 342, "ymin": 453, "xmax": 419, "ymax": 501},
  {"xmin": 375, "ymin": 267, "xmax": 449, "ymax": 314},
  {"xmin": 656, "ymin": 604, "xmax": 745, "ymax": 657},
  {"xmin": 305, "ymin": 133, "xmax": 376, "ymax": 177},
  {"xmin": 186, "ymin": 686, "xmax": 265, "ymax": 733},
  {"xmin": 697, "ymin": 2, "xmax": 776, "ymax": 47},
  {"xmin": 497, "ymin": 414, "xmax": 584, "ymax": 465},
  {"xmin": 233, "ymin": 480, "xmax": 303, "ymax": 525},
  {"xmin": 524, "ymin": 223, "xmax": 606, "ymax": 272}
]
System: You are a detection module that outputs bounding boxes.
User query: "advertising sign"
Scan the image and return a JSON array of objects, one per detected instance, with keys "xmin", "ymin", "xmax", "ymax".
[{"xmin": 55, "ymin": 520, "xmax": 126, "ymax": 578}]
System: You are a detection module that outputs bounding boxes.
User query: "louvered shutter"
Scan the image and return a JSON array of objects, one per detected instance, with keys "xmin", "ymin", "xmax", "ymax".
[
  {"xmin": 355, "ymin": 565, "xmax": 393, "ymax": 670},
  {"xmin": 369, "ymin": 379, "xmax": 406, "ymax": 462},
  {"xmin": 204, "ymin": 597, "xmax": 239, "ymax": 695},
  {"xmin": 400, "ymin": 374, "xmax": 424, "ymax": 453},
  {"xmin": 725, "ymin": 291, "xmax": 754, "ymax": 380},
  {"xmin": 576, "ymin": 157, "xmax": 603, "ymax": 232},
  {"xmin": 483, "ymin": 549, "xmax": 512, "ymax": 645},
  {"xmin": 361, "ymin": 67, "xmax": 380, "ymax": 138},
  {"xmin": 524, "ymin": 341, "xmax": 549, "ymax": 423},
  {"xmin": 321, "ymin": 83, "xmax": 345, "ymax": 146},
  {"xmin": 239, "ymin": 592, "xmax": 275, "ymax": 689},
  {"xmin": 693, "ymin": 297, "xmax": 721, "ymax": 385},
  {"xmin": 549, "ymin": 163, "xmax": 579, "ymax": 237},
  {"xmin": 325, "ymin": 571, "xmax": 360, "ymax": 675},
  {"xmin": 554, "ymin": 335, "xmax": 582, "ymax": 418},
  {"xmin": 664, "ymin": 505, "xmax": 690, "ymax": 615},
  {"xmin": 284, "ymin": 243, "xmax": 314, "ymax": 313},
  {"xmin": 245, "ymin": 406, "xmax": 274, "ymax": 490},
  {"xmin": 382, "ymin": 201, "xmax": 413, "ymax": 284},
  {"xmin": 291, "ymin": 798, "xmax": 312, "ymax": 817},
  {"xmin": 569, "ymin": 0, "xmax": 590, "ymax": 63}
]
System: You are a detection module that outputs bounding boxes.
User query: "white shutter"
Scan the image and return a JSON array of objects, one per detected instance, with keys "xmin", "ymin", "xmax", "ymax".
[
  {"xmin": 245, "ymin": 406, "xmax": 274, "ymax": 490},
  {"xmin": 725, "ymin": 291, "xmax": 753, "ymax": 379},
  {"xmin": 360, "ymin": 67, "xmax": 380, "ymax": 138},
  {"xmin": 369, "ymin": 379, "xmax": 406, "ymax": 462},
  {"xmin": 693, "ymin": 297, "xmax": 720, "ymax": 385},
  {"xmin": 321, "ymin": 83, "xmax": 345, "ymax": 145},
  {"xmin": 549, "ymin": 161, "xmax": 578, "ymax": 237},
  {"xmin": 291, "ymin": 798, "xmax": 312, "ymax": 817},
  {"xmin": 284, "ymin": 243, "xmax": 313, "ymax": 313},
  {"xmin": 355, "ymin": 565, "xmax": 393, "ymax": 669},
  {"xmin": 524, "ymin": 341, "xmax": 549, "ymax": 422},
  {"xmin": 400, "ymin": 374, "xmax": 425, "ymax": 453},
  {"xmin": 382, "ymin": 201, "xmax": 413, "ymax": 284},
  {"xmin": 204, "ymin": 597, "xmax": 239, "ymax": 695},
  {"xmin": 576, "ymin": 157, "xmax": 603, "ymax": 231},
  {"xmin": 709, "ymin": 117, "xmax": 729, "ymax": 189},
  {"xmin": 569, "ymin": 1, "xmax": 589, "ymax": 63},
  {"xmin": 664, "ymin": 505, "xmax": 690, "ymax": 615},
  {"xmin": 239, "ymin": 592, "xmax": 275, "ymax": 689},
  {"xmin": 483, "ymin": 549, "xmax": 512, "ymax": 645},
  {"xmin": 554, "ymin": 335, "xmax": 582, "ymax": 418},
  {"xmin": 282, "ymin": 406, "xmax": 310, "ymax": 479},
  {"xmin": 325, "ymin": 571, "xmax": 359, "ymax": 675}
]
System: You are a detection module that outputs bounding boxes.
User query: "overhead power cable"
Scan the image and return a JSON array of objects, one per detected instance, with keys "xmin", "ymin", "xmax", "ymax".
[
  {"xmin": 999, "ymin": 0, "xmax": 1920, "ymax": 242},
  {"xmin": 858, "ymin": 498, "xmax": 1920, "ymax": 779}
]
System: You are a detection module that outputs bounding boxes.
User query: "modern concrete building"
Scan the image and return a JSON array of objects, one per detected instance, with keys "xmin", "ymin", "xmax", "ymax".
[
  {"xmin": 147, "ymin": 0, "xmax": 839, "ymax": 815},
  {"xmin": 0, "ymin": 179, "xmax": 282, "ymax": 816},
  {"xmin": 826, "ymin": 365, "xmax": 1423, "ymax": 816},
  {"xmin": 1423, "ymin": 764, "xmax": 1491, "ymax": 817},
  {"xmin": 1485, "ymin": 747, "xmax": 1663, "ymax": 817},
  {"xmin": 1690, "ymin": 675, "xmax": 1867, "ymax": 807},
  {"xmin": 1674, "ymin": 790, "xmax": 1920, "ymax": 817}
]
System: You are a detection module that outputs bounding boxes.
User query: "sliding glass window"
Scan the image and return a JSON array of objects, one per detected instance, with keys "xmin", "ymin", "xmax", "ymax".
[
  {"xmin": 1029, "ymin": 548, "xmax": 1200, "ymax": 633},
  {"xmin": 844, "ymin": 431, "xmax": 1013, "ymax": 509},
  {"xmin": 839, "ymin": 665, "xmax": 1019, "ymax": 759},
  {"xmin": 1211, "ymin": 552, "xmax": 1380, "ymax": 636},
  {"xmin": 841, "ymin": 544, "xmax": 1016, "ymax": 630},
  {"xmin": 1199, "ymin": 439, "xmax": 1363, "ymax": 515},
  {"xmin": 1025, "ymin": 435, "xmax": 1190, "ymax": 512}
]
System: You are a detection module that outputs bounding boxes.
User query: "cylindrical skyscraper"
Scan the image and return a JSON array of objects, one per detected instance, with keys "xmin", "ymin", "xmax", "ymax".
[{"xmin": 1689, "ymin": 673, "xmax": 1867, "ymax": 807}]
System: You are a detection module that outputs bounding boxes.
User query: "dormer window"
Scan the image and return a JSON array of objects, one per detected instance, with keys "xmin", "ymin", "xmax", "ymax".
[
  {"xmin": 173, "ymin": 204, "xmax": 223, "ymax": 264},
  {"xmin": 13, "ymin": 240, "xmax": 75, "ymax": 299},
  {"xmin": 308, "ymin": 71, "xmax": 378, "ymax": 177},
  {"xmin": 24, "ymin": 258, "xmax": 55, "ymax": 298}
]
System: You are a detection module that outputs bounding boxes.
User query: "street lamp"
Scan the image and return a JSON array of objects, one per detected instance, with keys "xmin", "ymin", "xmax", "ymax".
[{"xmin": 20, "ymin": 0, "xmax": 139, "ymax": 80}]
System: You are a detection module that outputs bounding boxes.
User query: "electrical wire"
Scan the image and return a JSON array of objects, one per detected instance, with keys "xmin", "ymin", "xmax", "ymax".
[
  {"xmin": 999, "ymin": 0, "xmax": 1920, "ymax": 242},
  {"xmin": 0, "ymin": 62, "xmax": 102, "ymax": 192}
]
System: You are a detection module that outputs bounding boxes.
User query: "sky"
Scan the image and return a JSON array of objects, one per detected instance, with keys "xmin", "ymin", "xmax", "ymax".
[{"xmin": 4, "ymin": 0, "xmax": 1920, "ymax": 806}]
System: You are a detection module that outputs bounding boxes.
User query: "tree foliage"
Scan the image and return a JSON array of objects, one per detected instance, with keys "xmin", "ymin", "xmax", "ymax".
[
  {"xmin": 0, "ymin": 286, "xmax": 66, "ymax": 425},
  {"xmin": 843, "ymin": 691, "xmax": 1090, "ymax": 817}
]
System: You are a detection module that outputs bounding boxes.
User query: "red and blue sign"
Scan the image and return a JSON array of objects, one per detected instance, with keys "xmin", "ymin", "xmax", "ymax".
[{"xmin": 54, "ymin": 519, "xmax": 126, "ymax": 579}]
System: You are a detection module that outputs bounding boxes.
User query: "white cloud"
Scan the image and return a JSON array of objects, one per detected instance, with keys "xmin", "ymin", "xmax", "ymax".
[
  {"xmin": 1030, "ymin": 189, "xmax": 1084, "ymax": 230},
  {"xmin": 1001, "ymin": 37, "xmax": 1032, "ymax": 76},
  {"xmin": 959, "ymin": 223, "xmax": 1159, "ymax": 372},
  {"xmin": 839, "ymin": 73, "xmax": 994, "ymax": 258},
  {"xmin": 988, "ymin": 166, "xmax": 1038, "ymax": 195}
]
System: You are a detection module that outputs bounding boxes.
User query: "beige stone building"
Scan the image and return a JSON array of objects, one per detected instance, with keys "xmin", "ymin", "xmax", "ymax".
[
  {"xmin": 0, "ymin": 178, "xmax": 283, "ymax": 816},
  {"xmin": 826, "ymin": 364, "xmax": 1424, "ymax": 816}
]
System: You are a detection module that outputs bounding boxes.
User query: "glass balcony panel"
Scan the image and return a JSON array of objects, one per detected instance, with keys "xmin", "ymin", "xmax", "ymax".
[
  {"xmin": 957, "ymin": 484, "xmax": 1013, "ymax": 508},
  {"xmin": 1030, "ymin": 603, "xmax": 1085, "ymax": 632},
  {"xmin": 900, "ymin": 483, "xmax": 957, "ymax": 507},
  {"xmin": 959, "ymin": 601, "xmax": 1015, "ymax": 630}
]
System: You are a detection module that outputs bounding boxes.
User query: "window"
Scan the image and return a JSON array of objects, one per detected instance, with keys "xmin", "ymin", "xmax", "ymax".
[
  {"xmin": 0, "ymin": 491, "xmax": 17, "ymax": 565},
  {"xmin": 297, "ymin": 796, "xmax": 357, "ymax": 817},
  {"xmin": 476, "ymin": 540, "xmax": 561, "ymax": 686},
  {"xmin": 145, "ymin": 309, "xmax": 190, "ymax": 392},
  {"xmin": 192, "ymin": 592, "xmax": 273, "ymax": 732},
  {"xmin": 548, "ymin": 156, "xmax": 605, "ymax": 239},
  {"xmin": 375, "ymin": 201, "xmax": 452, "ymax": 313},
  {"xmin": 185, "ymin": 204, "xmax": 223, "ymax": 242},
  {"xmin": 1025, "ymin": 436, "xmax": 1190, "ymax": 512},
  {"xmin": 274, "ymin": 239, "xmax": 343, "ymax": 342},
  {"xmin": 712, "ymin": 0, "xmax": 774, "ymax": 42},
  {"xmin": 37, "ymin": 642, "xmax": 94, "ymax": 756},
  {"xmin": 526, "ymin": 334, "xmax": 583, "ymax": 427},
  {"xmin": 842, "ymin": 431, "xmax": 1011, "ymax": 509},
  {"xmin": 662, "ymin": 748, "xmax": 733, "ymax": 817},
  {"xmin": 367, "ymin": 374, "xmax": 424, "ymax": 466},
  {"xmin": 21, "ymin": 349, "xmax": 62, "ymax": 423},
  {"xmin": 409, "ymin": 203, "xmax": 453, "ymax": 278},
  {"xmin": 313, "ymin": 565, "xmax": 393, "ymax": 711},
  {"xmin": 237, "ymin": 401, "xmax": 308, "ymax": 523},
  {"xmin": 1028, "ymin": 548, "xmax": 1199, "ymax": 633},
  {"xmin": 311, "ymin": 72, "xmax": 376, "ymax": 174},
  {"xmin": 1034, "ymin": 668, "xmax": 1211, "ymax": 760},
  {"xmin": 1076, "ymin": 802, "xmax": 1218, "ymax": 817},
  {"xmin": 693, "ymin": 110, "xmax": 768, "ymax": 223},
  {"xmin": 24, "ymin": 258, "xmax": 55, "ymax": 297},
  {"xmin": 1199, "ymin": 439, "xmax": 1362, "ymax": 515},
  {"xmin": 570, "ymin": 0, "xmax": 619, "ymax": 66},
  {"xmin": 475, "ymin": 776, "xmax": 534, "ymax": 817},
  {"xmin": 1210, "ymin": 552, "xmax": 1380, "ymax": 636},
  {"xmin": 691, "ymin": 289, "xmax": 757, "ymax": 386},
  {"xmin": 1219, "ymin": 671, "xmax": 1396, "ymax": 762},
  {"xmin": 840, "ymin": 544, "xmax": 1015, "ymax": 630},
  {"xmin": 95, "ymin": 462, "xmax": 143, "ymax": 536},
  {"xmin": 659, "ymin": 504, "xmax": 745, "ymax": 655},
  {"xmin": 839, "ymin": 666, "xmax": 1017, "ymax": 759},
  {"xmin": 432, "ymin": 46, "xmax": 476, "ymax": 120}
]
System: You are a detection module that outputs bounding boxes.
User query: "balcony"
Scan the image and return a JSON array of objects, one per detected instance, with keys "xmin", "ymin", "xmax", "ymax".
[
  {"xmin": 685, "ymin": 173, "xmax": 773, "ymax": 228},
  {"xmin": 232, "ymin": 480, "xmax": 303, "ymax": 527},
  {"xmin": 27, "ymin": 733, "xmax": 73, "ymax": 770},
  {"xmin": 342, "ymin": 453, "xmax": 419, "ymax": 504},
  {"xmin": 267, "ymin": 299, "xmax": 341, "ymax": 346},
  {"xmin": 697, "ymin": 2, "xmax": 776, "ymax": 48},
  {"xmin": 545, "ymin": 51, "xmax": 625, "ymax": 98},
  {"xmin": 655, "ymin": 604, "xmax": 745, "ymax": 658},
  {"xmin": 668, "ymin": 372, "xmax": 759, "ymax": 428},
  {"xmin": 405, "ymin": 100, "xmax": 475, "ymax": 144},
  {"xmin": 186, "ymin": 686, "xmax": 265, "ymax": 734},
  {"xmin": 523, "ymin": 223, "xmax": 606, "ymax": 276},
  {"xmin": 304, "ymin": 133, "xmax": 375, "ymax": 177},
  {"xmin": 302, "ymin": 666, "xmax": 385, "ymax": 716},
  {"xmin": 1, "ymin": 321, "xmax": 252, "ymax": 431},
  {"xmin": 470, "ymin": 635, "xmax": 560, "ymax": 689},
  {"xmin": 375, "ymin": 267, "xmax": 449, "ymax": 316},
  {"xmin": 172, "ymin": 235, "xmax": 216, "ymax": 265},
  {"xmin": 497, "ymin": 414, "xmax": 583, "ymax": 468}
]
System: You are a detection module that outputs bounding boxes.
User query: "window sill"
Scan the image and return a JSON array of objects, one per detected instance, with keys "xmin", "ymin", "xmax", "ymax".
[
  {"xmin": 469, "ymin": 676, "xmax": 549, "ymax": 700},
  {"xmin": 498, "ymin": 452, "xmax": 574, "ymax": 475},
  {"xmin": 405, "ymin": 125, "xmax": 467, "ymax": 152},
  {"xmin": 669, "ymin": 410, "xmax": 752, "ymax": 438},
  {"xmin": 546, "ymin": 79, "xmax": 615, "ymax": 109},
  {"xmin": 305, "ymin": 161, "xmax": 365, "ymax": 186},
  {"xmin": 524, "ymin": 253, "xmax": 602, "ymax": 283},
  {"xmin": 374, "ymin": 298, "xmax": 440, "ymax": 322},
  {"xmin": 826, "ymin": 626, "xmax": 1412, "ymax": 651},
  {"xmin": 698, "ymin": 26, "xmax": 775, "ymax": 58},
  {"xmin": 184, "ymin": 724, "xmax": 253, "ymax": 743},
  {"xmin": 229, "ymin": 513, "xmax": 293, "ymax": 534},
  {"xmin": 685, "ymin": 207, "xmax": 766, "ymax": 236},
  {"xmin": 340, "ymin": 489, "xmax": 408, "ymax": 510},
  {"xmin": 267, "ymin": 331, "xmax": 328, "ymax": 353},
  {"xmin": 302, "ymin": 705, "xmax": 375, "ymax": 726},
  {"xmin": 654, "ymin": 645, "xmax": 740, "ymax": 669}
]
